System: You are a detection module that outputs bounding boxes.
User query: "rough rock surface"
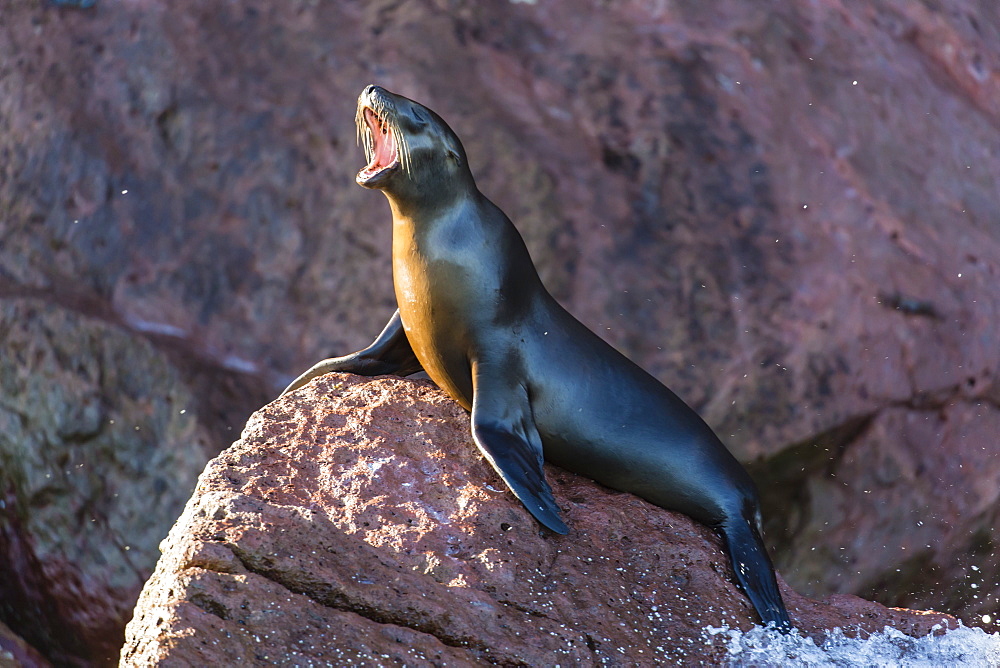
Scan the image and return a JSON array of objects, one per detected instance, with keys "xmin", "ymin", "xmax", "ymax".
[
  {"xmin": 2, "ymin": 1, "xmax": 999, "ymax": 663},
  {"xmin": 0, "ymin": 619, "xmax": 49, "ymax": 668},
  {"xmin": 121, "ymin": 375, "xmax": 954, "ymax": 666},
  {"xmin": 0, "ymin": 298, "xmax": 211, "ymax": 665}
]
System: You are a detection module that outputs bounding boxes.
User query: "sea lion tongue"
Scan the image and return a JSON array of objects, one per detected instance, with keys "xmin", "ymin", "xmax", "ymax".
[{"xmin": 361, "ymin": 107, "xmax": 398, "ymax": 177}]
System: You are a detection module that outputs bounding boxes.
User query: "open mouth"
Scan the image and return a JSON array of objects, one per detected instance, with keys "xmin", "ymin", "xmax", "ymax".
[{"xmin": 357, "ymin": 106, "xmax": 399, "ymax": 184}]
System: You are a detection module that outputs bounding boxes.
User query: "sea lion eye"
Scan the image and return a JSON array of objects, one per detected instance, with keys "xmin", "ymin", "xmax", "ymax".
[{"xmin": 411, "ymin": 109, "xmax": 428, "ymax": 127}]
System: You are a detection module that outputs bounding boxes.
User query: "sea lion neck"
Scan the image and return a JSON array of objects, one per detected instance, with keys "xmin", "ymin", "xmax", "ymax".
[{"xmin": 381, "ymin": 168, "xmax": 476, "ymax": 223}]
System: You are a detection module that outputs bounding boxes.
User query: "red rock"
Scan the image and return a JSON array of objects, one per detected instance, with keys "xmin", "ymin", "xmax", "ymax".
[
  {"xmin": 121, "ymin": 375, "xmax": 954, "ymax": 665},
  {"xmin": 1, "ymin": 1, "xmax": 998, "ymax": 663}
]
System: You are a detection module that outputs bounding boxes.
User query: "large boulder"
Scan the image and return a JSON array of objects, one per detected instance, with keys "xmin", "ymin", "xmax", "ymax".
[{"xmin": 121, "ymin": 375, "xmax": 953, "ymax": 665}]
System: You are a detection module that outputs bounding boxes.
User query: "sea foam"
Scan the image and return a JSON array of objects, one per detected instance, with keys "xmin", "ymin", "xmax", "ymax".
[{"xmin": 705, "ymin": 622, "xmax": 1000, "ymax": 667}]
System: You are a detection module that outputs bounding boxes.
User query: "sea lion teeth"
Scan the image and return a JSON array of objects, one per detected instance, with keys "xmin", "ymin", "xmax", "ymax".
[
  {"xmin": 356, "ymin": 105, "xmax": 401, "ymax": 182},
  {"xmin": 354, "ymin": 88, "xmax": 412, "ymax": 180}
]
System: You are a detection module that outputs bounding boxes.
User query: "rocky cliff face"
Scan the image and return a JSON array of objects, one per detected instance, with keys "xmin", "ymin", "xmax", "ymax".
[
  {"xmin": 120, "ymin": 375, "xmax": 954, "ymax": 666},
  {"xmin": 2, "ymin": 0, "xmax": 999, "ymax": 663}
]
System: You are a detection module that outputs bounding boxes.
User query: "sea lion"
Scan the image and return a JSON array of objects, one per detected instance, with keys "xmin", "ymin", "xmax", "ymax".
[{"xmin": 283, "ymin": 85, "xmax": 792, "ymax": 631}]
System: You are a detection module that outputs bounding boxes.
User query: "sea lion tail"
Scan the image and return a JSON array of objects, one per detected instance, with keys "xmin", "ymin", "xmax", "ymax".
[{"xmin": 719, "ymin": 503, "xmax": 793, "ymax": 632}]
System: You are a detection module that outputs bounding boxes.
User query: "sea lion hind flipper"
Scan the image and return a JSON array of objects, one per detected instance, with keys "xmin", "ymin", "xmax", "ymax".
[
  {"xmin": 281, "ymin": 309, "xmax": 422, "ymax": 396},
  {"xmin": 718, "ymin": 511, "xmax": 793, "ymax": 632}
]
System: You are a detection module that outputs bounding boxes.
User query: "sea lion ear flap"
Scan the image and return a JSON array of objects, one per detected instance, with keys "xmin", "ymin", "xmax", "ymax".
[
  {"xmin": 410, "ymin": 107, "xmax": 429, "ymax": 129},
  {"xmin": 445, "ymin": 145, "xmax": 462, "ymax": 165}
]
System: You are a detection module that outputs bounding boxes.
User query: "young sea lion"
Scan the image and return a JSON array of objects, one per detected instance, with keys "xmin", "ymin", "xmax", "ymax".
[{"xmin": 284, "ymin": 85, "xmax": 792, "ymax": 631}]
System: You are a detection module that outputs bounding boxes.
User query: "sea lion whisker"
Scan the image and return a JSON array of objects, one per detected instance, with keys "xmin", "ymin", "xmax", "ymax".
[
  {"xmin": 356, "ymin": 106, "xmax": 374, "ymax": 164},
  {"xmin": 355, "ymin": 94, "xmax": 411, "ymax": 177},
  {"xmin": 390, "ymin": 118, "xmax": 411, "ymax": 176}
]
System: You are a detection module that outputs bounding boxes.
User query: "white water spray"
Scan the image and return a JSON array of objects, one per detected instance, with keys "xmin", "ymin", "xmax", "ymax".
[{"xmin": 705, "ymin": 622, "xmax": 1000, "ymax": 667}]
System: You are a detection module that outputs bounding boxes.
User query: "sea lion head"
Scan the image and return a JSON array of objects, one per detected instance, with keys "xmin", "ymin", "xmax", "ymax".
[{"xmin": 355, "ymin": 85, "xmax": 471, "ymax": 208}]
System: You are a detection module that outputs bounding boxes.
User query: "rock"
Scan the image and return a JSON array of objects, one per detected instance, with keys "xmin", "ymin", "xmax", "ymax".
[
  {"xmin": 0, "ymin": 620, "xmax": 49, "ymax": 668},
  {"xmin": 0, "ymin": 299, "xmax": 211, "ymax": 665},
  {"xmin": 761, "ymin": 403, "xmax": 1000, "ymax": 619},
  {"xmin": 121, "ymin": 375, "xmax": 953, "ymax": 665},
  {"xmin": 2, "ymin": 0, "xmax": 999, "ymax": 661}
]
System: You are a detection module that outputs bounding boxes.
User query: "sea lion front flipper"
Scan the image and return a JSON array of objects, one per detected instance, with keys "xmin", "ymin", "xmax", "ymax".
[
  {"xmin": 470, "ymin": 366, "xmax": 568, "ymax": 534},
  {"xmin": 281, "ymin": 309, "xmax": 422, "ymax": 396}
]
